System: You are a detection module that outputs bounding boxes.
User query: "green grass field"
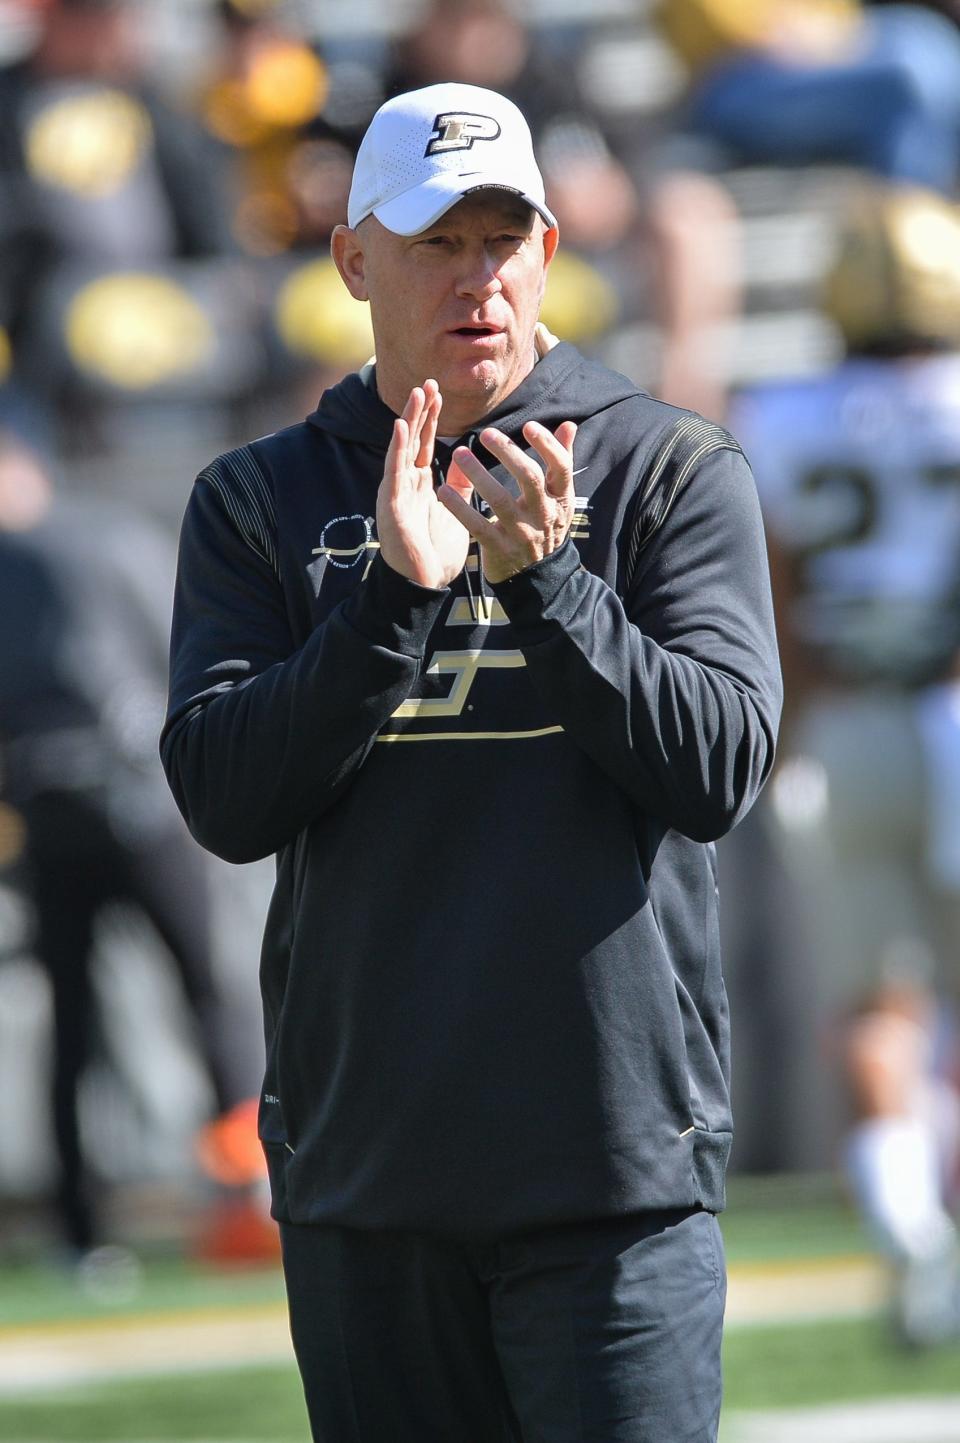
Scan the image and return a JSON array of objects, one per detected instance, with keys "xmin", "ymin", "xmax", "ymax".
[
  {"xmin": 2, "ymin": 1320, "xmax": 960, "ymax": 1443},
  {"xmin": 0, "ymin": 1364, "xmax": 308, "ymax": 1443},
  {"xmin": 0, "ymin": 1181, "xmax": 957, "ymax": 1443}
]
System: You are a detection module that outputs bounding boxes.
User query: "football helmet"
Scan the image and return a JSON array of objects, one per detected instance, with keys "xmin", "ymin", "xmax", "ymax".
[{"xmin": 824, "ymin": 183, "xmax": 960, "ymax": 352}]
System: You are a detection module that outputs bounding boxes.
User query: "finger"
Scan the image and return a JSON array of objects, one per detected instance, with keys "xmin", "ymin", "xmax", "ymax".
[
  {"xmin": 522, "ymin": 420, "xmax": 577, "ymax": 497},
  {"xmin": 415, "ymin": 381, "xmax": 440, "ymax": 470},
  {"xmin": 384, "ymin": 417, "xmax": 408, "ymax": 487},
  {"xmin": 478, "ymin": 427, "xmax": 547, "ymax": 509},
  {"xmin": 401, "ymin": 387, "xmax": 425, "ymax": 468},
  {"xmin": 452, "ymin": 446, "xmax": 517, "ymax": 519},
  {"xmin": 401, "ymin": 386, "xmax": 424, "ymax": 426},
  {"xmin": 437, "ymin": 482, "xmax": 493, "ymax": 540},
  {"xmin": 555, "ymin": 419, "xmax": 578, "ymax": 452}
]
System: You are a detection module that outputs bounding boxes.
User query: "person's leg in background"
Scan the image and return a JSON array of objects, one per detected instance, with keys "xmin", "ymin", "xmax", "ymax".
[
  {"xmin": 115, "ymin": 822, "xmax": 272, "ymax": 1257},
  {"xmin": 841, "ymin": 677, "xmax": 960, "ymax": 1345},
  {"xmin": 116, "ymin": 825, "xmax": 248, "ymax": 1119},
  {"xmin": 26, "ymin": 793, "xmax": 111, "ymax": 1253},
  {"xmin": 787, "ymin": 689, "xmax": 960, "ymax": 1344},
  {"xmin": 843, "ymin": 975, "xmax": 959, "ymax": 1345}
]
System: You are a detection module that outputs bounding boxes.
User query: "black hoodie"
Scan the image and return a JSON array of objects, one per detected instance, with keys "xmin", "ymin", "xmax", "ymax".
[{"xmin": 161, "ymin": 341, "xmax": 782, "ymax": 1234}]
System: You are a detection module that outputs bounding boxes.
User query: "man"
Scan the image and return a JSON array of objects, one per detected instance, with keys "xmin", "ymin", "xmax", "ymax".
[
  {"xmin": 161, "ymin": 82, "xmax": 781, "ymax": 1442},
  {"xmin": 385, "ymin": 0, "xmax": 744, "ymax": 423},
  {"xmin": 0, "ymin": 434, "xmax": 255, "ymax": 1258},
  {"xmin": 731, "ymin": 180, "xmax": 960, "ymax": 1345}
]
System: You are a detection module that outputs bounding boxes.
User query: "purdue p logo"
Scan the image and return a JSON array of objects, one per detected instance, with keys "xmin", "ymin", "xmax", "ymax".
[{"xmin": 425, "ymin": 112, "xmax": 501, "ymax": 156}]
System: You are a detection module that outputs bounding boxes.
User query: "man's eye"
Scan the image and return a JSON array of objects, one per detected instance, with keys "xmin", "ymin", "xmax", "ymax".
[{"xmin": 421, "ymin": 235, "xmax": 451, "ymax": 247}]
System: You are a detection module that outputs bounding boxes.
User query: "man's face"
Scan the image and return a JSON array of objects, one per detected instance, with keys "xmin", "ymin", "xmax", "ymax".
[{"xmin": 332, "ymin": 192, "xmax": 557, "ymax": 433}]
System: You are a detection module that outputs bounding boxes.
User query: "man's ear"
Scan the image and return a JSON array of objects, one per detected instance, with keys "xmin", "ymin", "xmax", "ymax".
[
  {"xmin": 330, "ymin": 224, "xmax": 369, "ymax": 301},
  {"xmin": 536, "ymin": 223, "xmax": 559, "ymax": 313}
]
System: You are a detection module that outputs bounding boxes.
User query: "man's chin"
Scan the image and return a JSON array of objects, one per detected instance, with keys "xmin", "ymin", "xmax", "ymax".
[{"xmin": 438, "ymin": 356, "xmax": 530, "ymax": 422}]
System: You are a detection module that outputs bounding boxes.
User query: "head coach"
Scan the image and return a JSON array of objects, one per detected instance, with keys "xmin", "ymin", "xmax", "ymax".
[{"xmin": 161, "ymin": 81, "xmax": 782, "ymax": 1443}]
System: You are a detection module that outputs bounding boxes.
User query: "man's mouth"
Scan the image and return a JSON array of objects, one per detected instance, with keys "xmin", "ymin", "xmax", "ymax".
[{"xmin": 450, "ymin": 324, "xmax": 503, "ymax": 338}]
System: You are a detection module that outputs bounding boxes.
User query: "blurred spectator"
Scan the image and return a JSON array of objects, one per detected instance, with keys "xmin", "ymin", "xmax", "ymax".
[
  {"xmin": 730, "ymin": 181, "xmax": 960, "ymax": 1344},
  {"xmin": 265, "ymin": 252, "xmax": 375, "ymax": 412},
  {"xmin": 0, "ymin": 434, "xmax": 260, "ymax": 1259},
  {"xmin": 0, "ymin": 0, "xmax": 238, "ymax": 447},
  {"xmin": 384, "ymin": 0, "xmax": 742, "ymax": 419},
  {"xmin": 657, "ymin": 0, "xmax": 960, "ymax": 195},
  {"xmin": 198, "ymin": 0, "xmax": 354, "ymax": 255},
  {"xmin": 0, "ymin": 0, "xmax": 231, "ymax": 284}
]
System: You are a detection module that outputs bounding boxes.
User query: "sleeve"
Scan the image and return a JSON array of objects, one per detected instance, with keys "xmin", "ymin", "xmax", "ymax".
[
  {"xmin": 160, "ymin": 464, "xmax": 449, "ymax": 864},
  {"xmin": 490, "ymin": 445, "xmax": 783, "ymax": 842}
]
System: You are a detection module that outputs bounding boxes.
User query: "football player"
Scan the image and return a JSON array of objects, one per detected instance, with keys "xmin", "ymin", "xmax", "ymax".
[{"xmin": 731, "ymin": 181, "xmax": 960, "ymax": 1345}]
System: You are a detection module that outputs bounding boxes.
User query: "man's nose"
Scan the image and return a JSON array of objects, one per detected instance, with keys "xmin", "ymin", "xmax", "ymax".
[{"xmin": 455, "ymin": 252, "xmax": 503, "ymax": 302}]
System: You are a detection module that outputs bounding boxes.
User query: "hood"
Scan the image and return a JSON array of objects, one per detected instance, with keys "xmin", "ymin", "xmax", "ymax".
[{"xmin": 305, "ymin": 339, "xmax": 643, "ymax": 454}]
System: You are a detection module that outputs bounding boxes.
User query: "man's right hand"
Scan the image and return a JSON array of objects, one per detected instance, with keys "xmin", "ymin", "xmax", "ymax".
[{"xmin": 376, "ymin": 380, "xmax": 471, "ymax": 590}]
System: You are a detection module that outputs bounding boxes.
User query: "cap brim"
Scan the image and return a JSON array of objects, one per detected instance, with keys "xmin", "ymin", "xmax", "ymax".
[{"xmin": 371, "ymin": 169, "xmax": 556, "ymax": 236}]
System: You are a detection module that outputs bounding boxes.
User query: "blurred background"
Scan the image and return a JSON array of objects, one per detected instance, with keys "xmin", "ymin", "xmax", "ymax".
[{"xmin": 1, "ymin": 0, "xmax": 960, "ymax": 1439}]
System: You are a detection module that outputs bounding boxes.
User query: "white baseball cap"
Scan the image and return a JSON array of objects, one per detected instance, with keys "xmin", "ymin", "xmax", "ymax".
[{"xmin": 347, "ymin": 82, "xmax": 557, "ymax": 236}]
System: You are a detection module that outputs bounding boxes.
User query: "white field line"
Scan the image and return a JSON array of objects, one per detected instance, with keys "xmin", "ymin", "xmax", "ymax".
[
  {"xmin": 725, "ymin": 1253, "xmax": 887, "ymax": 1327},
  {"xmin": 0, "ymin": 1302, "xmax": 294, "ymax": 1394},
  {"xmin": 724, "ymin": 1396, "xmax": 960, "ymax": 1443},
  {"xmin": 0, "ymin": 1256, "xmax": 888, "ymax": 1396}
]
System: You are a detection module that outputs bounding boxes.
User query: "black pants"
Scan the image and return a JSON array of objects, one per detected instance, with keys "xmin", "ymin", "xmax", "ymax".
[
  {"xmin": 24, "ymin": 790, "xmax": 240, "ymax": 1250},
  {"xmin": 281, "ymin": 1207, "xmax": 726, "ymax": 1443}
]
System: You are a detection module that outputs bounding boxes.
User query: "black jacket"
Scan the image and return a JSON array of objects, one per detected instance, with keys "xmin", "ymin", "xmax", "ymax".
[{"xmin": 161, "ymin": 341, "xmax": 782, "ymax": 1234}]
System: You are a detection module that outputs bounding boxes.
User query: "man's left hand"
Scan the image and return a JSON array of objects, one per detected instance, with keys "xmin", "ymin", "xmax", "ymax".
[{"xmin": 438, "ymin": 420, "xmax": 577, "ymax": 585}]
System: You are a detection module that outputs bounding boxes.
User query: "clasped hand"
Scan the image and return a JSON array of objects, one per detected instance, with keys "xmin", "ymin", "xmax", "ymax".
[{"xmin": 377, "ymin": 379, "xmax": 577, "ymax": 590}]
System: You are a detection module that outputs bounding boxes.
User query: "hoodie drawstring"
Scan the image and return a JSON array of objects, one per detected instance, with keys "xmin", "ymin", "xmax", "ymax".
[{"xmin": 434, "ymin": 432, "xmax": 490, "ymax": 625}]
